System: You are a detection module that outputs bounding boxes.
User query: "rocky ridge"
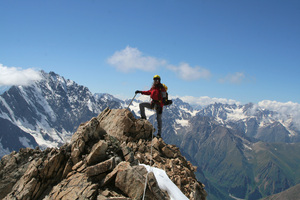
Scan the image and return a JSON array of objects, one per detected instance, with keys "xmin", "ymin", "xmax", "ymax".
[{"xmin": 0, "ymin": 108, "xmax": 206, "ymax": 200}]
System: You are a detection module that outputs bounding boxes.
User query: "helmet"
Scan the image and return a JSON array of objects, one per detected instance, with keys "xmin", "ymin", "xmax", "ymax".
[{"xmin": 153, "ymin": 75, "xmax": 161, "ymax": 80}]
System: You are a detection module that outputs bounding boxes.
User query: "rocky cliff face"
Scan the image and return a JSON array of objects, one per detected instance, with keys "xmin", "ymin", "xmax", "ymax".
[{"xmin": 0, "ymin": 108, "xmax": 206, "ymax": 200}]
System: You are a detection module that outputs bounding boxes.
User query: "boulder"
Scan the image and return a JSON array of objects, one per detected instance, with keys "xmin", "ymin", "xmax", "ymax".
[
  {"xmin": 44, "ymin": 173, "xmax": 98, "ymax": 200},
  {"xmin": 101, "ymin": 161, "xmax": 131, "ymax": 187},
  {"xmin": 85, "ymin": 157, "xmax": 116, "ymax": 177},
  {"xmin": 97, "ymin": 108, "xmax": 153, "ymax": 142},
  {"xmin": 162, "ymin": 145, "xmax": 176, "ymax": 158},
  {"xmin": 115, "ymin": 164, "xmax": 167, "ymax": 200},
  {"xmin": 115, "ymin": 164, "xmax": 146, "ymax": 199},
  {"xmin": 86, "ymin": 140, "xmax": 108, "ymax": 165},
  {"xmin": 70, "ymin": 117, "xmax": 107, "ymax": 164}
]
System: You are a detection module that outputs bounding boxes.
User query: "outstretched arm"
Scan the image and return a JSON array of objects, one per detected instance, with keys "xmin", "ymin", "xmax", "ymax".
[{"xmin": 136, "ymin": 89, "xmax": 151, "ymax": 95}]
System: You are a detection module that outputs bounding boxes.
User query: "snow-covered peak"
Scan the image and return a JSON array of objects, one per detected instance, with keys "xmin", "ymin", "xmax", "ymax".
[
  {"xmin": 94, "ymin": 93, "xmax": 122, "ymax": 103},
  {"xmin": 0, "ymin": 71, "xmax": 117, "ymax": 153},
  {"xmin": 198, "ymin": 102, "xmax": 274, "ymax": 122}
]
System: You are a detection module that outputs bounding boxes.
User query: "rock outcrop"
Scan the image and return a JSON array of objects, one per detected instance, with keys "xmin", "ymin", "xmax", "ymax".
[{"xmin": 0, "ymin": 108, "xmax": 206, "ymax": 200}]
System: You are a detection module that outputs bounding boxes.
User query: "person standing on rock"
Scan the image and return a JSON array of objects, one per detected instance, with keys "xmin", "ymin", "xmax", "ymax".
[{"xmin": 135, "ymin": 75, "xmax": 167, "ymax": 138}]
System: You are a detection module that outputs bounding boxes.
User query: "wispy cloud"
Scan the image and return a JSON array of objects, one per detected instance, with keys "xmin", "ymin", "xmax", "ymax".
[
  {"xmin": 0, "ymin": 64, "xmax": 42, "ymax": 86},
  {"xmin": 107, "ymin": 46, "xmax": 166, "ymax": 73},
  {"xmin": 167, "ymin": 63, "xmax": 211, "ymax": 81},
  {"xmin": 219, "ymin": 72, "xmax": 245, "ymax": 84},
  {"xmin": 107, "ymin": 46, "xmax": 212, "ymax": 81}
]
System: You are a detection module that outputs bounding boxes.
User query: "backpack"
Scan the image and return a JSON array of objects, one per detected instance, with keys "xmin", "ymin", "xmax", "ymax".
[{"xmin": 161, "ymin": 83, "xmax": 173, "ymax": 106}]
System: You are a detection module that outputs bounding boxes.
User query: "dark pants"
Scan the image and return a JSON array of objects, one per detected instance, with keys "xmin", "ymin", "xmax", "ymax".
[{"xmin": 139, "ymin": 102, "xmax": 162, "ymax": 136}]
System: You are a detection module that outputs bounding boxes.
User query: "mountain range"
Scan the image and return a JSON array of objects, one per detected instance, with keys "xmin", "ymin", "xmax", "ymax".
[
  {"xmin": 129, "ymin": 98, "xmax": 300, "ymax": 199},
  {"xmin": 1, "ymin": 71, "xmax": 300, "ymax": 199}
]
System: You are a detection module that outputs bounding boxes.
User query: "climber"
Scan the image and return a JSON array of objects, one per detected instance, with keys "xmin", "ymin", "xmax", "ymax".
[{"xmin": 135, "ymin": 75, "xmax": 167, "ymax": 138}]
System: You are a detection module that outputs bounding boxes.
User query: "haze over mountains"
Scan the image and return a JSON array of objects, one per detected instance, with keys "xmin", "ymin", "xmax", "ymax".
[{"xmin": 1, "ymin": 71, "xmax": 300, "ymax": 199}]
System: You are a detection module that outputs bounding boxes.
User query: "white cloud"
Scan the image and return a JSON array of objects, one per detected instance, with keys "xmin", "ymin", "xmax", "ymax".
[
  {"xmin": 107, "ymin": 46, "xmax": 166, "ymax": 73},
  {"xmin": 167, "ymin": 63, "xmax": 211, "ymax": 81},
  {"xmin": 258, "ymin": 100, "xmax": 300, "ymax": 115},
  {"xmin": 175, "ymin": 95, "xmax": 240, "ymax": 107},
  {"xmin": 219, "ymin": 72, "xmax": 245, "ymax": 84},
  {"xmin": 258, "ymin": 100, "xmax": 300, "ymax": 129},
  {"xmin": 107, "ymin": 46, "xmax": 211, "ymax": 81},
  {"xmin": 0, "ymin": 64, "xmax": 42, "ymax": 86}
]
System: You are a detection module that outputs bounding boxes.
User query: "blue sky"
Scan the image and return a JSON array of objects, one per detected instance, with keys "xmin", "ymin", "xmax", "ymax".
[{"xmin": 1, "ymin": 0, "xmax": 300, "ymax": 105}]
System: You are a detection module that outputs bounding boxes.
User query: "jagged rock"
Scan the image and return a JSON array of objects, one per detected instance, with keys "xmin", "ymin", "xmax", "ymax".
[
  {"xmin": 71, "ymin": 117, "xmax": 106, "ymax": 144},
  {"xmin": 0, "ymin": 148, "xmax": 43, "ymax": 199},
  {"xmin": 72, "ymin": 160, "xmax": 84, "ymax": 171},
  {"xmin": 115, "ymin": 163, "xmax": 167, "ymax": 200},
  {"xmin": 0, "ymin": 108, "xmax": 207, "ymax": 200},
  {"xmin": 191, "ymin": 182, "xmax": 207, "ymax": 200},
  {"xmin": 70, "ymin": 117, "xmax": 107, "ymax": 165},
  {"xmin": 115, "ymin": 164, "xmax": 146, "ymax": 199},
  {"xmin": 162, "ymin": 145, "xmax": 177, "ymax": 158},
  {"xmin": 101, "ymin": 161, "xmax": 131, "ymax": 187},
  {"xmin": 97, "ymin": 108, "xmax": 153, "ymax": 142},
  {"xmin": 62, "ymin": 158, "xmax": 73, "ymax": 178},
  {"xmin": 124, "ymin": 137, "xmax": 207, "ymax": 199},
  {"xmin": 120, "ymin": 142, "xmax": 137, "ymax": 164},
  {"xmin": 44, "ymin": 172, "xmax": 98, "ymax": 200},
  {"xmin": 152, "ymin": 137, "xmax": 164, "ymax": 150},
  {"xmin": 86, "ymin": 140, "xmax": 108, "ymax": 165},
  {"xmin": 147, "ymin": 172, "xmax": 170, "ymax": 199},
  {"xmin": 86, "ymin": 157, "xmax": 116, "ymax": 177},
  {"xmin": 3, "ymin": 147, "xmax": 69, "ymax": 200}
]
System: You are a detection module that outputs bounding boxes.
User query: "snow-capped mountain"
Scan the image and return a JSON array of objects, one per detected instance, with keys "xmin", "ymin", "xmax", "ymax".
[
  {"xmin": 94, "ymin": 93, "xmax": 123, "ymax": 104},
  {"xmin": 127, "ymin": 95, "xmax": 300, "ymax": 144},
  {"xmin": 0, "ymin": 71, "xmax": 121, "ymax": 157},
  {"xmin": 196, "ymin": 103, "xmax": 300, "ymax": 143}
]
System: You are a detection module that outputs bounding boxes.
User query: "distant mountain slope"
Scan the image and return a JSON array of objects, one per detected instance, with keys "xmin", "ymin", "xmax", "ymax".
[
  {"xmin": 262, "ymin": 183, "xmax": 300, "ymax": 200},
  {"xmin": 251, "ymin": 142, "xmax": 300, "ymax": 196},
  {"xmin": 0, "ymin": 118, "xmax": 38, "ymax": 157}
]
